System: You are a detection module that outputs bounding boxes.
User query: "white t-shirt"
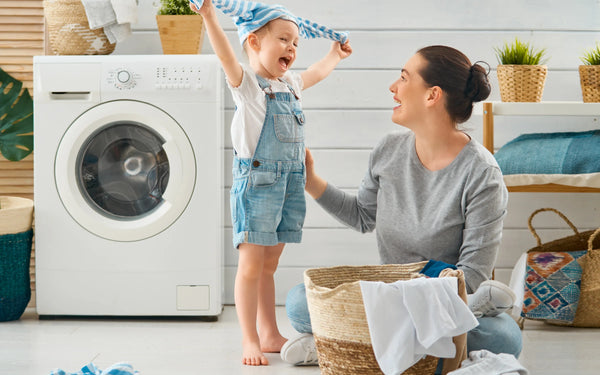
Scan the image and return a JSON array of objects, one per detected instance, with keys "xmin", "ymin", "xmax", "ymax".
[{"xmin": 228, "ymin": 64, "xmax": 304, "ymax": 158}]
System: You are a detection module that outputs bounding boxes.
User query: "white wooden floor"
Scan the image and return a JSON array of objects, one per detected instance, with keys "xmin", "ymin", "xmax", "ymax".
[{"xmin": 2, "ymin": 306, "xmax": 599, "ymax": 375}]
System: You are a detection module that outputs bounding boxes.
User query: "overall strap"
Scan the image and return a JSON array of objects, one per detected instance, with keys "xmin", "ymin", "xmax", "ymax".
[{"xmin": 255, "ymin": 74, "xmax": 299, "ymax": 100}]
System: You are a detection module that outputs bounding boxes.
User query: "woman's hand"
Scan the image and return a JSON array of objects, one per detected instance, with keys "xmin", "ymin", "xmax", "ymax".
[{"xmin": 305, "ymin": 148, "xmax": 328, "ymax": 199}]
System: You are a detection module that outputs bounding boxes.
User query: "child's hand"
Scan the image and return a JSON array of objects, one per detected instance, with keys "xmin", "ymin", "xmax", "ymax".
[
  {"xmin": 331, "ymin": 41, "xmax": 353, "ymax": 60},
  {"xmin": 189, "ymin": 0, "xmax": 214, "ymax": 17}
]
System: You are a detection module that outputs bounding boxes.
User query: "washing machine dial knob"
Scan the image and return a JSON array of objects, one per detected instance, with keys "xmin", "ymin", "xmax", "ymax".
[{"xmin": 114, "ymin": 69, "xmax": 135, "ymax": 89}]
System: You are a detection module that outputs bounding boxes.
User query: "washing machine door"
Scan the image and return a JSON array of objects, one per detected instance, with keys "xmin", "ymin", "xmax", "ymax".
[{"xmin": 55, "ymin": 100, "xmax": 196, "ymax": 241}]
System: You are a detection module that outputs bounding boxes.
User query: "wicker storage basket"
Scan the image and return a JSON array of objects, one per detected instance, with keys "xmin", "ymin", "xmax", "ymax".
[
  {"xmin": 304, "ymin": 262, "xmax": 468, "ymax": 375},
  {"xmin": 522, "ymin": 208, "xmax": 600, "ymax": 327},
  {"xmin": 579, "ymin": 65, "xmax": 600, "ymax": 103},
  {"xmin": 0, "ymin": 197, "xmax": 34, "ymax": 322},
  {"xmin": 43, "ymin": 0, "xmax": 116, "ymax": 55},
  {"xmin": 497, "ymin": 64, "xmax": 547, "ymax": 102}
]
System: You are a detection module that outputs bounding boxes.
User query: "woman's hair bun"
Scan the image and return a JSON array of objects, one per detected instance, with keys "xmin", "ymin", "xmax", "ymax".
[{"xmin": 465, "ymin": 62, "xmax": 491, "ymax": 102}]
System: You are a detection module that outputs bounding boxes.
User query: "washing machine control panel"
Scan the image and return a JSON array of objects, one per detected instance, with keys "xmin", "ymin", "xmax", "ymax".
[{"xmin": 103, "ymin": 61, "xmax": 216, "ymax": 101}]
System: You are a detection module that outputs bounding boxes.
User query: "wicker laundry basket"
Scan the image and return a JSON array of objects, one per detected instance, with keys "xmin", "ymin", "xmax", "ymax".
[
  {"xmin": 497, "ymin": 64, "xmax": 547, "ymax": 102},
  {"xmin": 43, "ymin": 0, "xmax": 115, "ymax": 55},
  {"xmin": 579, "ymin": 65, "xmax": 600, "ymax": 103},
  {"xmin": 304, "ymin": 262, "xmax": 468, "ymax": 375}
]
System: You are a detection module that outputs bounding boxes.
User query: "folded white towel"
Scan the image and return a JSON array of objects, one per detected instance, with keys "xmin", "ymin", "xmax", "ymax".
[
  {"xmin": 81, "ymin": 0, "xmax": 116, "ymax": 29},
  {"xmin": 448, "ymin": 349, "xmax": 529, "ymax": 375},
  {"xmin": 111, "ymin": 0, "xmax": 138, "ymax": 25},
  {"xmin": 103, "ymin": 23, "xmax": 132, "ymax": 44},
  {"xmin": 81, "ymin": 0, "xmax": 137, "ymax": 43}
]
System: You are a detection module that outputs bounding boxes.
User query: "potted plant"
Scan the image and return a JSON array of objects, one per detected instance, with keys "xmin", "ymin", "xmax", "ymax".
[
  {"xmin": 579, "ymin": 43, "xmax": 600, "ymax": 103},
  {"xmin": 156, "ymin": 0, "xmax": 205, "ymax": 54},
  {"xmin": 494, "ymin": 38, "xmax": 548, "ymax": 102},
  {"xmin": 0, "ymin": 67, "xmax": 34, "ymax": 321}
]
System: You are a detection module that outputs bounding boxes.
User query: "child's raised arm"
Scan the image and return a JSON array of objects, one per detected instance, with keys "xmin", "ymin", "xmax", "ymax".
[
  {"xmin": 301, "ymin": 41, "xmax": 352, "ymax": 90},
  {"xmin": 191, "ymin": 1, "xmax": 243, "ymax": 87}
]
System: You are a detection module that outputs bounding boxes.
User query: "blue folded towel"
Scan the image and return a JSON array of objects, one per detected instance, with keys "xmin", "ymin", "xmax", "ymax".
[
  {"xmin": 494, "ymin": 130, "xmax": 600, "ymax": 175},
  {"xmin": 49, "ymin": 362, "xmax": 138, "ymax": 375}
]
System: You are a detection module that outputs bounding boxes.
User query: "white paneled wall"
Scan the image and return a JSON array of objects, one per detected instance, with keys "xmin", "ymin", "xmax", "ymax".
[{"xmin": 116, "ymin": 0, "xmax": 600, "ymax": 304}]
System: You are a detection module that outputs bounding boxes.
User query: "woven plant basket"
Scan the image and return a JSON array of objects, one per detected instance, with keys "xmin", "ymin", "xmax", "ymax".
[
  {"xmin": 156, "ymin": 15, "xmax": 205, "ymax": 54},
  {"xmin": 304, "ymin": 262, "xmax": 468, "ymax": 375},
  {"xmin": 0, "ymin": 197, "xmax": 34, "ymax": 322},
  {"xmin": 43, "ymin": 0, "xmax": 116, "ymax": 55},
  {"xmin": 497, "ymin": 64, "xmax": 547, "ymax": 102},
  {"xmin": 579, "ymin": 65, "xmax": 600, "ymax": 103}
]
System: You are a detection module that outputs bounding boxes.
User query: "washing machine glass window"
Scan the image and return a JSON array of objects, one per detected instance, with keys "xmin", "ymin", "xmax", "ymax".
[{"xmin": 78, "ymin": 122, "xmax": 170, "ymax": 219}]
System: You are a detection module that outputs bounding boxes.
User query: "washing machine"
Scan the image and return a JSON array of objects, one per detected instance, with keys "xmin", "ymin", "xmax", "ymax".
[{"xmin": 33, "ymin": 55, "xmax": 223, "ymax": 317}]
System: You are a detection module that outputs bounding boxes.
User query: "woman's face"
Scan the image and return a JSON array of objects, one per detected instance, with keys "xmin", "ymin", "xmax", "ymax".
[{"xmin": 389, "ymin": 53, "xmax": 431, "ymax": 127}]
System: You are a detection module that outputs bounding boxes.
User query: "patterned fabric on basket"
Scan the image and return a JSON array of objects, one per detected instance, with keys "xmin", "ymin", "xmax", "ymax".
[{"xmin": 522, "ymin": 250, "xmax": 586, "ymax": 324}]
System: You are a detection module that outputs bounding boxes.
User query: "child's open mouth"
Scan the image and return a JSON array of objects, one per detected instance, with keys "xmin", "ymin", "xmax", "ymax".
[{"xmin": 279, "ymin": 57, "xmax": 291, "ymax": 69}]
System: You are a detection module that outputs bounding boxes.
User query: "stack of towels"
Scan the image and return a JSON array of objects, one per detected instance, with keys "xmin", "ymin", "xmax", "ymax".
[{"xmin": 81, "ymin": 0, "xmax": 138, "ymax": 44}]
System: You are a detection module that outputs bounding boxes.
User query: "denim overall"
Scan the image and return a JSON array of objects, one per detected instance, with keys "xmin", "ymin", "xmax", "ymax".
[{"xmin": 230, "ymin": 74, "xmax": 307, "ymax": 248}]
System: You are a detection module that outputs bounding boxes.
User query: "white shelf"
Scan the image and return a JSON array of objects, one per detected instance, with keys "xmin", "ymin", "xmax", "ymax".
[{"xmin": 474, "ymin": 101, "xmax": 600, "ymax": 116}]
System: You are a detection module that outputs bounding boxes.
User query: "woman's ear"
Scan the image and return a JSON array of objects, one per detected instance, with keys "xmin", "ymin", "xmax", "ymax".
[
  {"xmin": 246, "ymin": 33, "xmax": 261, "ymax": 52},
  {"xmin": 425, "ymin": 86, "xmax": 443, "ymax": 107}
]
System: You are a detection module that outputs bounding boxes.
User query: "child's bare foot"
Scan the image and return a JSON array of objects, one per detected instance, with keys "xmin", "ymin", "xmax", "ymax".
[
  {"xmin": 242, "ymin": 339, "xmax": 269, "ymax": 366},
  {"xmin": 260, "ymin": 334, "xmax": 287, "ymax": 353}
]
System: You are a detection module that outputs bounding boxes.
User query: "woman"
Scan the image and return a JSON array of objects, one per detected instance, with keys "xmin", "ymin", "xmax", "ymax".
[{"xmin": 281, "ymin": 45, "xmax": 523, "ymax": 369}]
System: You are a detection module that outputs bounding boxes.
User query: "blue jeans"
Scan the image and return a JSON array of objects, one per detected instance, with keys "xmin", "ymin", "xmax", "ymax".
[{"xmin": 285, "ymin": 283, "xmax": 523, "ymax": 358}]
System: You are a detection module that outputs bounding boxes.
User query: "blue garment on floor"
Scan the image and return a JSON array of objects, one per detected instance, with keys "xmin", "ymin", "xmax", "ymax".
[
  {"xmin": 494, "ymin": 130, "xmax": 600, "ymax": 175},
  {"xmin": 420, "ymin": 259, "xmax": 458, "ymax": 278},
  {"xmin": 49, "ymin": 362, "xmax": 138, "ymax": 375}
]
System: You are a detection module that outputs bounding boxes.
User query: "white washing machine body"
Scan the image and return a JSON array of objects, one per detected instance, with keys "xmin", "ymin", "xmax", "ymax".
[{"xmin": 33, "ymin": 55, "xmax": 224, "ymax": 317}]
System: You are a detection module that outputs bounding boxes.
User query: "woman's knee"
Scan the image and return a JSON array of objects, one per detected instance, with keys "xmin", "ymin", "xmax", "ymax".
[
  {"xmin": 467, "ymin": 313, "xmax": 523, "ymax": 358},
  {"xmin": 285, "ymin": 283, "xmax": 313, "ymax": 334}
]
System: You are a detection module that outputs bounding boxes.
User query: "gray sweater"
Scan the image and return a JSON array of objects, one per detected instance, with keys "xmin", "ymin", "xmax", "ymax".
[{"xmin": 317, "ymin": 131, "xmax": 508, "ymax": 293}]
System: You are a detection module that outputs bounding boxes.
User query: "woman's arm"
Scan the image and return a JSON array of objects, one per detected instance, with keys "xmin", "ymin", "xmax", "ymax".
[
  {"xmin": 456, "ymin": 166, "xmax": 509, "ymax": 293},
  {"xmin": 304, "ymin": 148, "xmax": 327, "ymax": 199},
  {"xmin": 305, "ymin": 147, "xmax": 378, "ymax": 233}
]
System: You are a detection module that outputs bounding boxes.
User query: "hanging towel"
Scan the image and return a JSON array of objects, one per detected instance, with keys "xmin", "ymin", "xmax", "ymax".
[
  {"xmin": 49, "ymin": 362, "xmax": 139, "ymax": 375},
  {"xmin": 447, "ymin": 349, "xmax": 529, "ymax": 375},
  {"xmin": 81, "ymin": 0, "xmax": 137, "ymax": 43},
  {"xmin": 189, "ymin": 0, "xmax": 348, "ymax": 45},
  {"xmin": 359, "ymin": 277, "xmax": 478, "ymax": 375}
]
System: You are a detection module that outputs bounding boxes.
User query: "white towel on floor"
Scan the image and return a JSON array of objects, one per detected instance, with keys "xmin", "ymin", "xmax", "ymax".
[
  {"xmin": 81, "ymin": 0, "xmax": 137, "ymax": 43},
  {"xmin": 360, "ymin": 277, "xmax": 478, "ymax": 375},
  {"xmin": 448, "ymin": 349, "xmax": 529, "ymax": 375}
]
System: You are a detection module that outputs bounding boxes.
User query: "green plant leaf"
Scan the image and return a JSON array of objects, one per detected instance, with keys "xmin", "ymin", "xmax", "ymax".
[
  {"xmin": 581, "ymin": 43, "xmax": 600, "ymax": 65},
  {"xmin": 0, "ymin": 68, "xmax": 34, "ymax": 161},
  {"xmin": 494, "ymin": 38, "xmax": 548, "ymax": 65},
  {"xmin": 157, "ymin": 0, "xmax": 197, "ymax": 15}
]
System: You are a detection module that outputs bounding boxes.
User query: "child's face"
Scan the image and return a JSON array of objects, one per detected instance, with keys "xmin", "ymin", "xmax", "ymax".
[
  {"xmin": 389, "ymin": 53, "xmax": 431, "ymax": 127},
  {"xmin": 250, "ymin": 19, "xmax": 299, "ymax": 79}
]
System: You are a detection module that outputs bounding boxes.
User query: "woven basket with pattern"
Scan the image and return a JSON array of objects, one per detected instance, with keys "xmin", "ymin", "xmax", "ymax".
[
  {"xmin": 304, "ymin": 263, "xmax": 468, "ymax": 375},
  {"xmin": 43, "ymin": 0, "xmax": 115, "ymax": 55},
  {"xmin": 579, "ymin": 65, "xmax": 600, "ymax": 103},
  {"xmin": 497, "ymin": 64, "xmax": 547, "ymax": 102}
]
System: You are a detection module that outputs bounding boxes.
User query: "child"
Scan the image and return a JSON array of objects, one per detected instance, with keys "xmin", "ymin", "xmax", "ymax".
[{"xmin": 189, "ymin": 0, "xmax": 352, "ymax": 366}]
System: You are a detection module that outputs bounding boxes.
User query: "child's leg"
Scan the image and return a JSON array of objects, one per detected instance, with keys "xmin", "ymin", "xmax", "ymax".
[
  {"xmin": 235, "ymin": 243, "xmax": 269, "ymax": 366},
  {"xmin": 257, "ymin": 243, "xmax": 287, "ymax": 353}
]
